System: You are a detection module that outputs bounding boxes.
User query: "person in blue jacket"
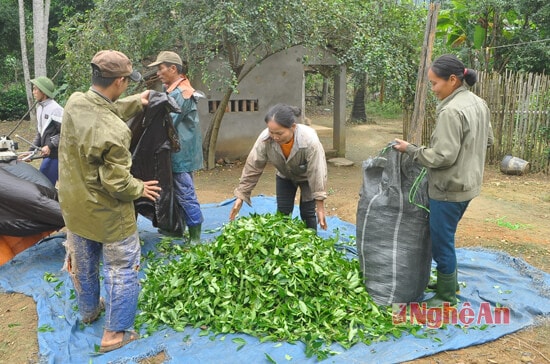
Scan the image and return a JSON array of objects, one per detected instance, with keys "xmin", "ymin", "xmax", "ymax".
[{"xmin": 148, "ymin": 51, "xmax": 204, "ymax": 243}]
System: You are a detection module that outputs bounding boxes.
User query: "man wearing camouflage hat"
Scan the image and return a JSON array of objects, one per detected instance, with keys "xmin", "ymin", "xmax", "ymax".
[
  {"xmin": 25, "ymin": 76, "xmax": 64, "ymax": 186},
  {"xmin": 58, "ymin": 50, "xmax": 161, "ymax": 353}
]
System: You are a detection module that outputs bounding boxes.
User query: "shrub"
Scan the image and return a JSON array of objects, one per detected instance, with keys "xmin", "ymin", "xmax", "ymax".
[
  {"xmin": 0, "ymin": 86, "xmax": 28, "ymax": 121},
  {"xmin": 366, "ymin": 100, "xmax": 403, "ymax": 119}
]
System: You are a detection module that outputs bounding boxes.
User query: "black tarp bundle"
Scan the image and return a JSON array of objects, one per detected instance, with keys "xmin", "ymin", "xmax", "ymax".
[
  {"xmin": 127, "ymin": 91, "xmax": 183, "ymax": 233},
  {"xmin": 0, "ymin": 161, "xmax": 64, "ymax": 236},
  {"xmin": 355, "ymin": 146, "xmax": 431, "ymax": 305},
  {"xmin": 0, "ymin": 91, "xmax": 182, "ymax": 237}
]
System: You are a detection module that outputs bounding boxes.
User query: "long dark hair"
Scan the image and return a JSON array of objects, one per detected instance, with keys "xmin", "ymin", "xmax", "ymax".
[
  {"xmin": 264, "ymin": 103, "xmax": 301, "ymax": 128},
  {"xmin": 431, "ymin": 54, "xmax": 478, "ymax": 86}
]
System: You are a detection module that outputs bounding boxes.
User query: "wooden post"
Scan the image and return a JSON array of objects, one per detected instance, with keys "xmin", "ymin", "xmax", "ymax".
[
  {"xmin": 408, "ymin": 2, "xmax": 440, "ymax": 144},
  {"xmin": 333, "ymin": 65, "xmax": 347, "ymax": 157}
]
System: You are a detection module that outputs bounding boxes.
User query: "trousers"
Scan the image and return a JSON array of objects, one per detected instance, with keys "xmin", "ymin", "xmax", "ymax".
[
  {"xmin": 65, "ymin": 230, "xmax": 141, "ymax": 332},
  {"xmin": 275, "ymin": 175, "xmax": 317, "ymax": 230},
  {"xmin": 173, "ymin": 171, "xmax": 204, "ymax": 227},
  {"xmin": 429, "ymin": 199, "xmax": 470, "ymax": 274},
  {"xmin": 39, "ymin": 157, "xmax": 58, "ymax": 186}
]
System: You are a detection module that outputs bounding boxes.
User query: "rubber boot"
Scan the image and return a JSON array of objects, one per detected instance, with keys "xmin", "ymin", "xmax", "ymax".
[
  {"xmin": 188, "ymin": 224, "xmax": 201, "ymax": 244},
  {"xmin": 427, "ymin": 275, "xmax": 460, "ymax": 292},
  {"xmin": 424, "ymin": 270, "xmax": 457, "ymax": 307}
]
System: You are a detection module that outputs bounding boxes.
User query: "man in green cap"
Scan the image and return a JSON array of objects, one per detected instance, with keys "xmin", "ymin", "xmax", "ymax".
[
  {"xmin": 148, "ymin": 51, "xmax": 204, "ymax": 243},
  {"xmin": 26, "ymin": 76, "xmax": 64, "ymax": 186}
]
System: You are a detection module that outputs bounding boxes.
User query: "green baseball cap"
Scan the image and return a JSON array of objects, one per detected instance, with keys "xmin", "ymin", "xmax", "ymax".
[{"xmin": 30, "ymin": 76, "xmax": 55, "ymax": 98}]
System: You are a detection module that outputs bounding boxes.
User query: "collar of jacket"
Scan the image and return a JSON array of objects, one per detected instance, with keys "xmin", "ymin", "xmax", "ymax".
[
  {"xmin": 89, "ymin": 87, "xmax": 114, "ymax": 104},
  {"xmin": 38, "ymin": 98, "xmax": 55, "ymax": 107},
  {"xmin": 437, "ymin": 85, "xmax": 468, "ymax": 112}
]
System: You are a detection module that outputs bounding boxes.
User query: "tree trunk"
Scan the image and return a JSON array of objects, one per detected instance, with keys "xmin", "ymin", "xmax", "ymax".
[
  {"xmin": 349, "ymin": 71, "xmax": 367, "ymax": 123},
  {"xmin": 321, "ymin": 77, "xmax": 329, "ymax": 105},
  {"xmin": 203, "ymin": 87, "xmax": 234, "ymax": 170},
  {"xmin": 408, "ymin": 2, "xmax": 439, "ymax": 144},
  {"xmin": 18, "ymin": 0, "xmax": 34, "ymax": 117},
  {"xmin": 32, "ymin": 0, "xmax": 50, "ymax": 77}
]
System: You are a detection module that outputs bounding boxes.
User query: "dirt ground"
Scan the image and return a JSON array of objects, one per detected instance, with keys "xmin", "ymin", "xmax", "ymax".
[{"xmin": 1, "ymin": 112, "xmax": 549, "ymax": 364}]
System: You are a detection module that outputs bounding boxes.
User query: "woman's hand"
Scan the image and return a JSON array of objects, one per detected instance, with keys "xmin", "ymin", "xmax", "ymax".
[
  {"xmin": 229, "ymin": 198, "xmax": 243, "ymax": 221},
  {"xmin": 392, "ymin": 138, "xmax": 410, "ymax": 153},
  {"xmin": 316, "ymin": 200, "xmax": 327, "ymax": 230}
]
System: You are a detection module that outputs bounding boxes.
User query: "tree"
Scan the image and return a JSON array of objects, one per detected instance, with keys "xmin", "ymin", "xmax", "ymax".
[
  {"xmin": 323, "ymin": 0, "xmax": 425, "ymax": 119},
  {"xmin": 14, "ymin": 0, "xmax": 55, "ymax": 114},
  {"xmin": 56, "ymin": 0, "xmax": 426, "ymax": 167},
  {"xmin": 349, "ymin": 71, "xmax": 367, "ymax": 123},
  {"xmin": 436, "ymin": 0, "xmax": 549, "ymax": 73},
  {"xmin": 17, "ymin": 0, "xmax": 32, "ymax": 111},
  {"xmin": 0, "ymin": 0, "xmax": 21, "ymax": 84},
  {"xmin": 32, "ymin": 0, "xmax": 50, "ymax": 77},
  {"xmin": 175, "ymin": 0, "xmax": 342, "ymax": 169},
  {"xmin": 57, "ymin": 0, "xmax": 334, "ymax": 169}
]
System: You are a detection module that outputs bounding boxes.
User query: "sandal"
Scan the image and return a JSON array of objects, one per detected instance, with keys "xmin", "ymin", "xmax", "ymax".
[
  {"xmin": 82, "ymin": 297, "xmax": 105, "ymax": 324},
  {"xmin": 99, "ymin": 330, "xmax": 139, "ymax": 353}
]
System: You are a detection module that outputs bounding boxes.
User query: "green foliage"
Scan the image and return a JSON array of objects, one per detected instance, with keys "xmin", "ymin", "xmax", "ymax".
[
  {"xmin": 330, "ymin": 0, "xmax": 426, "ymax": 103},
  {"xmin": 0, "ymin": 0, "xmax": 20, "ymax": 56},
  {"xmin": 137, "ymin": 213, "xmax": 418, "ymax": 360},
  {"xmin": 0, "ymin": 85, "xmax": 28, "ymax": 121},
  {"xmin": 0, "ymin": 0, "xmax": 24, "ymax": 86},
  {"xmin": 366, "ymin": 101, "xmax": 403, "ymax": 120},
  {"xmin": 538, "ymin": 124, "xmax": 550, "ymax": 160},
  {"xmin": 56, "ymin": 0, "xmax": 327, "ymax": 95},
  {"xmin": 436, "ymin": 0, "xmax": 549, "ymax": 73}
]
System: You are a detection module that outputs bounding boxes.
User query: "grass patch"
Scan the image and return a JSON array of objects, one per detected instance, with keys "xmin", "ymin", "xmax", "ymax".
[
  {"xmin": 485, "ymin": 216, "xmax": 530, "ymax": 230},
  {"xmin": 366, "ymin": 101, "xmax": 403, "ymax": 119}
]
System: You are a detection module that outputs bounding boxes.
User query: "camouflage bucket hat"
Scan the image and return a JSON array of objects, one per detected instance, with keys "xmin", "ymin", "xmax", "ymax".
[{"xmin": 30, "ymin": 76, "xmax": 55, "ymax": 98}]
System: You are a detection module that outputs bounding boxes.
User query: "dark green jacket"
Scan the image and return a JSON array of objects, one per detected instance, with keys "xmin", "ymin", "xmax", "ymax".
[{"xmin": 58, "ymin": 89, "xmax": 144, "ymax": 243}]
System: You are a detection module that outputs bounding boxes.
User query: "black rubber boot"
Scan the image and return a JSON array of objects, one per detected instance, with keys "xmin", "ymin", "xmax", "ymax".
[
  {"xmin": 188, "ymin": 224, "xmax": 201, "ymax": 244},
  {"xmin": 424, "ymin": 270, "xmax": 458, "ymax": 307}
]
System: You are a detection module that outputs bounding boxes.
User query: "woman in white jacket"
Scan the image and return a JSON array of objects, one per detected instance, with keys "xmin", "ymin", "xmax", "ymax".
[{"xmin": 229, "ymin": 104, "xmax": 328, "ymax": 231}]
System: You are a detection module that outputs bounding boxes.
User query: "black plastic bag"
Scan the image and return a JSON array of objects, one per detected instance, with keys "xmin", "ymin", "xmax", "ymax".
[
  {"xmin": 0, "ymin": 161, "xmax": 64, "ymax": 236},
  {"xmin": 356, "ymin": 146, "xmax": 431, "ymax": 305},
  {"xmin": 127, "ymin": 91, "xmax": 183, "ymax": 232}
]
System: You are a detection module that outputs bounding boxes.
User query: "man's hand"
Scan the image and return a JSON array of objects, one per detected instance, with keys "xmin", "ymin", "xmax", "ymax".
[
  {"xmin": 142, "ymin": 180, "xmax": 161, "ymax": 201},
  {"xmin": 41, "ymin": 145, "xmax": 51, "ymax": 157},
  {"xmin": 18, "ymin": 151, "xmax": 33, "ymax": 162},
  {"xmin": 140, "ymin": 90, "xmax": 151, "ymax": 106}
]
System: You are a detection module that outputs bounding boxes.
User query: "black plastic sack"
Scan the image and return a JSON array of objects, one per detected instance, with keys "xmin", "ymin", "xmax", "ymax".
[
  {"xmin": 355, "ymin": 146, "xmax": 431, "ymax": 305},
  {"xmin": 0, "ymin": 161, "xmax": 64, "ymax": 236},
  {"xmin": 127, "ymin": 91, "xmax": 183, "ymax": 232}
]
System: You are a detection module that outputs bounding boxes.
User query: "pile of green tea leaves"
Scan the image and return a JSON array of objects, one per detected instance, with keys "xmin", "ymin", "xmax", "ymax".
[{"xmin": 137, "ymin": 213, "xmax": 418, "ymax": 360}]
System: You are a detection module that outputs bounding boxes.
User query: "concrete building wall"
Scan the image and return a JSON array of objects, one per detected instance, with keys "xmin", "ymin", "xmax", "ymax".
[{"xmin": 192, "ymin": 45, "xmax": 339, "ymax": 161}]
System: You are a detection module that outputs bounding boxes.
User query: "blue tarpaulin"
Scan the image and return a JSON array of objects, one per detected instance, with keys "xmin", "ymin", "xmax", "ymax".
[{"xmin": 1, "ymin": 196, "xmax": 549, "ymax": 364}]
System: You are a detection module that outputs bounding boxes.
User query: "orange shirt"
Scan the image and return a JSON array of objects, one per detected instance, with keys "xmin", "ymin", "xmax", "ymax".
[{"xmin": 280, "ymin": 137, "xmax": 294, "ymax": 159}]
